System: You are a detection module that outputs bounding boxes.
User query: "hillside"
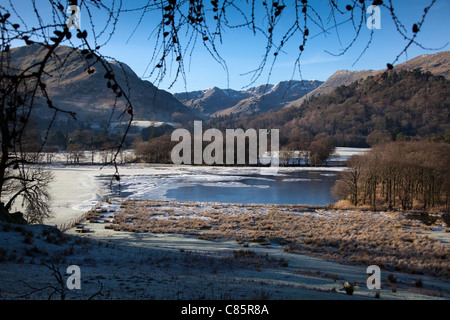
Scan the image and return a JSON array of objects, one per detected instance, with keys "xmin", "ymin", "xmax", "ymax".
[
  {"xmin": 175, "ymin": 80, "xmax": 322, "ymax": 119},
  {"xmin": 392, "ymin": 51, "xmax": 450, "ymax": 79},
  {"xmin": 286, "ymin": 51, "xmax": 450, "ymax": 108},
  {"xmin": 175, "ymin": 51, "xmax": 450, "ymax": 120},
  {"xmin": 285, "ymin": 70, "xmax": 377, "ymax": 108},
  {"xmin": 208, "ymin": 69, "xmax": 450, "ymax": 147},
  {"xmin": 5, "ymin": 44, "xmax": 198, "ymax": 124}
]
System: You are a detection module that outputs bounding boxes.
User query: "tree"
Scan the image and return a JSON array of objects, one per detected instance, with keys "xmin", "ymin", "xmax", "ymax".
[
  {"xmin": 332, "ymin": 155, "xmax": 365, "ymax": 206},
  {"xmin": 308, "ymin": 136, "xmax": 335, "ymax": 166},
  {"xmin": 0, "ymin": 63, "xmax": 55, "ymax": 223},
  {"xmin": 133, "ymin": 134, "xmax": 175, "ymax": 163},
  {"xmin": 366, "ymin": 130, "xmax": 392, "ymax": 146},
  {"xmin": 47, "ymin": 131, "xmax": 67, "ymax": 150},
  {"xmin": 333, "ymin": 141, "xmax": 450, "ymax": 210},
  {"xmin": 0, "ymin": 6, "xmax": 134, "ymax": 223},
  {"xmin": 66, "ymin": 143, "xmax": 85, "ymax": 164},
  {"xmin": 111, "ymin": 0, "xmax": 438, "ymax": 89},
  {"xmin": 2, "ymin": 1, "xmax": 440, "ymax": 88}
]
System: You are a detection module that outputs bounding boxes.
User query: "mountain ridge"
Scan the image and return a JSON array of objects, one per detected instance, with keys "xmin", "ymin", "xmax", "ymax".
[
  {"xmin": 285, "ymin": 50, "xmax": 450, "ymax": 108},
  {"xmin": 175, "ymin": 51, "xmax": 450, "ymax": 118},
  {"xmin": 4, "ymin": 44, "xmax": 198, "ymax": 124},
  {"xmin": 6, "ymin": 45, "xmax": 449, "ymax": 130},
  {"xmin": 174, "ymin": 80, "xmax": 323, "ymax": 119}
]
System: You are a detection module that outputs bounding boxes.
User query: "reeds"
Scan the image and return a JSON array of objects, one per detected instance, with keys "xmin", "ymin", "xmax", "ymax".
[{"xmin": 105, "ymin": 199, "xmax": 449, "ymax": 278}]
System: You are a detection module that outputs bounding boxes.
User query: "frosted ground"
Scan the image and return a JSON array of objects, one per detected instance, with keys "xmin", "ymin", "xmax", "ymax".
[
  {"xmin": 2, "ymin": 147, "xmax": 448, "ymax": 300},
  {"xmin": 2, "ymin": 197, "xmax": 448, "ymax": 300}
]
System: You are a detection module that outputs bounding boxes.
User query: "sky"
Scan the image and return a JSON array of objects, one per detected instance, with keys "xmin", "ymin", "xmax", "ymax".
[{"xmin": 4, "ymin": 0, "xmax": 450, "ymax": 93}]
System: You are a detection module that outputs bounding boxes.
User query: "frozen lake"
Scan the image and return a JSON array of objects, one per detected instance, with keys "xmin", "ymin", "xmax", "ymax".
[
  {"xmin": 96, "ymin": 147, "xmax": 368, "ymax": 206},
  {"xmin": 99, "ymin": 166, "xmax": 344, "ymax": 206},
  {"xmin": 42, "ymin": 147, "xmax": 367, "ymax": 226}
]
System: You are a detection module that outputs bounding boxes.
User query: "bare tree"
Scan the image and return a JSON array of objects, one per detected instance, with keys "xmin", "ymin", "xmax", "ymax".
[
  {"xmin": 4, "ymin": 1, "xmax": 440, "ymax": 88},
  {"xmin": 109, "ymin": 0, "xmax": 441, "ymax": 89},
  {"xmin": 0, "ymin": 2, "xmax": 135, "ymax": 222},
  {"xmin": 333, "ymin": 141, "xmax": 450, "ymax": 210},
  {"xmin": 17, "ymin": 263, "xmax": 103, "ymax": 300},
  {"xmin": 332, "ymin": 154, "xmax": 365, "ymax": 206}
]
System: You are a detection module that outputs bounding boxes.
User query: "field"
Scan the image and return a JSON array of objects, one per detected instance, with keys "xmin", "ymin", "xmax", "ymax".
[{"xmin": 99, "ymin": 199, "xmax": 450, "ymax": 278}]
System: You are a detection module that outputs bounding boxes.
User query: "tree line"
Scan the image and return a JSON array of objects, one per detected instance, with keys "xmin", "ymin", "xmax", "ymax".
[
  {"xmin": 132, "ymin": 131, "xmax": 335, "ymax": 167},
  {"xmin": 332, "ymin": 141, "xmax": 450, "ymax": 211}
]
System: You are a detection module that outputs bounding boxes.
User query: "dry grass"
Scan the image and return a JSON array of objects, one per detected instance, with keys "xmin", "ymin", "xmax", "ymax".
[
  {"xmin": 104, "ymin": 200, "xmax": 449, "ymax": 278},
  {"xmin": 329, "ymin": 200, "xmax": 355, "ymax": 210}
]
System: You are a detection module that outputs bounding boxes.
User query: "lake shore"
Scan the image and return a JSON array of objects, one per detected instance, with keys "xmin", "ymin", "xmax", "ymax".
[{"xmin": 85, "ymin": 198, "xmax": 450, "ymax": 277}]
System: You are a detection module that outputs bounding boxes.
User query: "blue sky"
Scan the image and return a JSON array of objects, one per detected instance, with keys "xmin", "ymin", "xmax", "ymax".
[{"xmin": 4, "ymin": 0, "xmax": 450, "ymax": 93}]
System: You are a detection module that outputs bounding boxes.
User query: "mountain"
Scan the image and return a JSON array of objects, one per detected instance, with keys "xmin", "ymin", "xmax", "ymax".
[
  {"xmin": 285, "ymin": 51, "xmax": 450, "ymax": 108},
  {"xmin": 5, "ymin": 44, "xmax": 198, "ymax": 124},
  {"xmin": 285, "ymin": 70, "xmax": 377, "ymax": 108},
  {"xmin": 173, "ymin": 87, "xmax": 254, "ymax": 118},
  {"xmin": 215, "ymin": 80, "xmax": 323, "ymax": 117},
  {"xmin": 174, "ymin": 80, "xmax": 322, "ymax": 119},
  {"xmin": 392, "ymin": 51, "xmax": 450, "ymax": 78},
  {"xmin": 207, "ymin": 68, "xmax": 450, "ymax": 147}
]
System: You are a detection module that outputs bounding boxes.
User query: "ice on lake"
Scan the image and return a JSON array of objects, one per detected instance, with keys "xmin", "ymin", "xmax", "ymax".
[{"xmin": 98, "ymin": 165, "xmax": 343, "ymax": 206}]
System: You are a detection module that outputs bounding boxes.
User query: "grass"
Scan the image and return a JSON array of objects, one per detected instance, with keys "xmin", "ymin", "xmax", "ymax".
[{"xmin": 103, "ymin": 199, "xmax": 449, "ymax": 279}]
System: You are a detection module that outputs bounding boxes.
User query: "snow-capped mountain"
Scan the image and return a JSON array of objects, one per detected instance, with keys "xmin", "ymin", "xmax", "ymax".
[{"xmin": 174, "ymin": 80, "xmax": 323, "ymax": 119}]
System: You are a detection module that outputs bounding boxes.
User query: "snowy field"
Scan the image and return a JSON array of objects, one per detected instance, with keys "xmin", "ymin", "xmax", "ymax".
[{"xmin": 1, "ymin": 196, "xmax": 448, "ymax": 300}]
